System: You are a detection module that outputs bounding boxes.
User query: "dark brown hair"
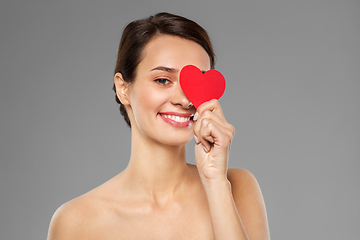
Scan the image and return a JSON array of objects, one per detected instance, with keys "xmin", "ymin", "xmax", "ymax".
[{"xmin": 113, "ymin": 12, "xmax": 215, "ymax": 127}]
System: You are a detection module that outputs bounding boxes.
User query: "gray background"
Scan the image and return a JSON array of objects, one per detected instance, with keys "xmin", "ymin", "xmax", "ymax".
[{"xmin": 1, "ymin": 0, "xmax": 359, "ymax": 239}]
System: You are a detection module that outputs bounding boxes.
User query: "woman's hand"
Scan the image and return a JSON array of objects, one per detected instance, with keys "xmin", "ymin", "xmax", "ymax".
[{"xmin": 193, "ymin": 99, "xmax": 235, "ymax": 184}]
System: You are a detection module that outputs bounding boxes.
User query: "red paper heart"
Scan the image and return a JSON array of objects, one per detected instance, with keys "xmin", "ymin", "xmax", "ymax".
[{"xmin": 179, "ymin": 65, "xmax": 226, "ymax": 108}]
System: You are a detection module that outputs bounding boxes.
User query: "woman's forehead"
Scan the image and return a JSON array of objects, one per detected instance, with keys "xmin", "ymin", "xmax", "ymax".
[{"xmin": 138, "ymin": 35, "xmax": 211, "ymax": 72}]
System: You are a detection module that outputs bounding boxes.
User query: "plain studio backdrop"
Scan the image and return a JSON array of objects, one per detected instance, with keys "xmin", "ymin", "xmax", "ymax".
[{"xmin": 0, "ymin": 0, "xmax": 359, "ymax": 239}]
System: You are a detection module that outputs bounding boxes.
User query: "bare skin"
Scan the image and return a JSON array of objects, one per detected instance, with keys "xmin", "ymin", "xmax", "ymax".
[
  {"xmin": 48, "ymin": 167, "xmax": 264, "ymax": 239},
  {"xmin": 48, "ymin": 35, "xmax": 270, "ymax": 240}
]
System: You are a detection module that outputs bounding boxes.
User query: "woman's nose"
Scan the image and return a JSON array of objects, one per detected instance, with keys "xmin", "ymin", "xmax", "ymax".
[{"xmin": 171, "ymin": 83, "xmax": 192, "ymax": 108}]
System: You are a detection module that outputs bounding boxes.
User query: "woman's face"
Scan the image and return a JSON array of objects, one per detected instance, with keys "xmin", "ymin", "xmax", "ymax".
[{"xmin": 126, "ymin": 34, "xmax": 211, "ymax": 146}]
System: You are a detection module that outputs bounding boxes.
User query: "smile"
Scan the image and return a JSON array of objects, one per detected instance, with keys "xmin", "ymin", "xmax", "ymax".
[
  {"xmin": 162, "ymin": 114, "xmax": 191, "ymax": 123},
  {"xmin": 158, "ymin": 112, "xmax": 194, "ymax": 127}
]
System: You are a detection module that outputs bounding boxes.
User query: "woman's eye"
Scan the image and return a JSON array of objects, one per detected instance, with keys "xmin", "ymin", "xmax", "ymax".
[{"xmin": 155, "ymin": 79, "xmax": 170, "ymax": 85}]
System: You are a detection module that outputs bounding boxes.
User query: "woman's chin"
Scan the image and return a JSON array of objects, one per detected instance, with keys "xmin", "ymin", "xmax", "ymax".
[{"xmin": 158, "ymin": 135, "xmax": 193, "ymax": 147}]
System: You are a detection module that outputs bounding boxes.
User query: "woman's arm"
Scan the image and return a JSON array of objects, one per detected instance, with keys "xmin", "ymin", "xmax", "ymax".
[
  {"xmin": 193, "ymin": 100, "xmax": 270, "ymax": 240},
  {"xmin": 201, "ymin": 176, "xmax": 249, "ymax": 240},
  {"xmin": 201, "ymin": 169, "xmax": 270, "ymax": 240}
]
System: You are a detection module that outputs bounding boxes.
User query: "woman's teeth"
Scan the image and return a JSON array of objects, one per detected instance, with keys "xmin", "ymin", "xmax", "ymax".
[{"xmin": 162, "ymin": 114, "xmax": 191, "ymax": 123}]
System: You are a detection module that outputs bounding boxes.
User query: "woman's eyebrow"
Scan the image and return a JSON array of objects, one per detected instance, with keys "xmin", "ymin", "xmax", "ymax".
[
  {"xmin": 151, "ymin": 66, "xmax": 178, "ymax": 73},
  {"xmin": 151, "ymin": 66, "xmax": 207, "ymax": 74}
]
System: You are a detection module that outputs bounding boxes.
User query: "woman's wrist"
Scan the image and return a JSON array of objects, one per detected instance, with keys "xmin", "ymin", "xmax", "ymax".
[{"xmin": 200, "ymin": 175, "xmax": 231, "ymax": 193}]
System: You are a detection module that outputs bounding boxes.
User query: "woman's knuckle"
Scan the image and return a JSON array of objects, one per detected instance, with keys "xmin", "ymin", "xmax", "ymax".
[
  {"xmin": 229, "ymin": 124, "xmax": 235, "ymax": 135},
  {"xmin": 201, "ymin": 117, "xmax": 210, "ymax": 126},
  {"xmin": 202, "ymin": 110, "xmax": 212, "ymax": 118}
]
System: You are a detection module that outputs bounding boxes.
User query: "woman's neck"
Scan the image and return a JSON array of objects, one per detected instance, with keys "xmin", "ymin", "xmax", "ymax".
[{"xmin": 121, "ymin": 129, "xmax": 194, "ymax": 205}]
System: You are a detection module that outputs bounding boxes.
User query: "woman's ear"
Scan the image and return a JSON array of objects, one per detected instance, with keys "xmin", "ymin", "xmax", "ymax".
[{"xmin": 114, "ymin": 72, "xmax": 130, "ymax": 105}]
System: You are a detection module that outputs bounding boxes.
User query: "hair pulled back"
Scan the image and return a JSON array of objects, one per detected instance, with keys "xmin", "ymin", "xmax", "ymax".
[{"xmin": 113, "ymin": 12, "xmax": 215, "ymax": 127}]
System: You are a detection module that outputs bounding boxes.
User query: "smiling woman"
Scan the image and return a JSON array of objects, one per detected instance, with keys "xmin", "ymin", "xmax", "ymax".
[
  {"xmin": 47, "ymin": 12, "xmax": 270, "ymax": 240},
  {"xmin": 117, "ymin": 34, "xmax": 211, "ymax": 146},
  {"xmin": 113, "ymin": 12, "xmax": 215, "ymax": 128}
]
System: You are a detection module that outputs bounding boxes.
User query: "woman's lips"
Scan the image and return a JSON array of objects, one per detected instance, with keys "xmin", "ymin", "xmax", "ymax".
[{"xmin": 158, "ymin": 112, "xmax": 194, "ymax": 127}]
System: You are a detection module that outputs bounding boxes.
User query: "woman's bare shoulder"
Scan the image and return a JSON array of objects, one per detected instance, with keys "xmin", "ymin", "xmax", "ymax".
[
  {"xmin": 227, "ymin": 168, "xmax": 264, "ymax": 204},
  {"xmin": 47, "ymin": 179, "xmax": 120, "ymax": 240},
  {"xmin": 47, "ymin": 192, "xmax": 104, "ymax": 239},
  {"xmin": 227, "ymin": 168, "xmax": 270, "ymax": 239},
  {"xmin": 227, "ymin": 168, "xmax": 258, "ymax": 187}
]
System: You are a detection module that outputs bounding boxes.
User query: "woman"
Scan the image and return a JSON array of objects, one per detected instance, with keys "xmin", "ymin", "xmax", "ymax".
[{"xmin": 48, "ymin": 12, "xmax": 270, "ymax": 240}]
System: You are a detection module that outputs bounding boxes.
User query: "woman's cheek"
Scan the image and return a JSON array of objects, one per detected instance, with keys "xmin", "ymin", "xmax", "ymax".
[
  {"xmin": 132, "ymin": 84, "xmax": 168, "ymax": 116},
  {"xmin": 144, "ymin": 88, "xmax": 169, "ymax": 109}
]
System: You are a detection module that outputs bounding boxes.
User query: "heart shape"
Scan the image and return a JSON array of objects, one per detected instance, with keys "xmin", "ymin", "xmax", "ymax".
[{"xmin": 179, "ymin": 65, "xmax": 226, "ymax": 108}]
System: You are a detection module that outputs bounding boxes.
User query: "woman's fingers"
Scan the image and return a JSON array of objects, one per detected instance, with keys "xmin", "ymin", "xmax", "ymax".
[
  {"xmin": 197, "ymin": 118, "xmax": 214, "ymax": 152},
  {"xmin": 196, "ymin": 99, "xmax": 225, "ymax": 120},
  {"xmin": 194, "ymin": 118, "xmax": 234, "ymax": 154},
  {"xmin": 193, "ymin": 111, "xmax": 234, "ymax": 145},
  {"xmin": 193, "ymin": 99, "xmax": 235, "ymax": 152},
  {"xmin": 197, "ymin": 118, "xmax": 233, "ymax": 151}
]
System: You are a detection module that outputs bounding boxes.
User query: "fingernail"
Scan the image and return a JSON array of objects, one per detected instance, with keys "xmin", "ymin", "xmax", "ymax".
[
  {"xmin": 194, "ymin": 135, "xmax": 199, "ymax": 144},
  {"xmin": 202, "ymin": 144, "xmax": 208, "ymax": 153},
  {"xmin": 193, "ymin": 112, "xmax": 198, "ymax": 121}
]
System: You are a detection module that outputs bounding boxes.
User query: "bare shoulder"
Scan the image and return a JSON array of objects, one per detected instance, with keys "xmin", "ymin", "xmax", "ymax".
[
  {"xmin": 227, "ymin": 168, "xmax": 264, "ymax": 207},
  {"xmin": 227, "ymin": 168, "xmax": 271, "ymax": 240},
  {"xmin": 47, "ymin": 173, "xmax": 132, "ymax": 240},
  {"xmin": 227, "ymin": 168, "xmax": 264, "ymax": 210},
  {"xmin": 47, "ymin": 194, "xmax": 103, "ymax": 240},
  {"xmin": 227, "ymin": 168, "xmax": 260, "ymax": 191}
]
